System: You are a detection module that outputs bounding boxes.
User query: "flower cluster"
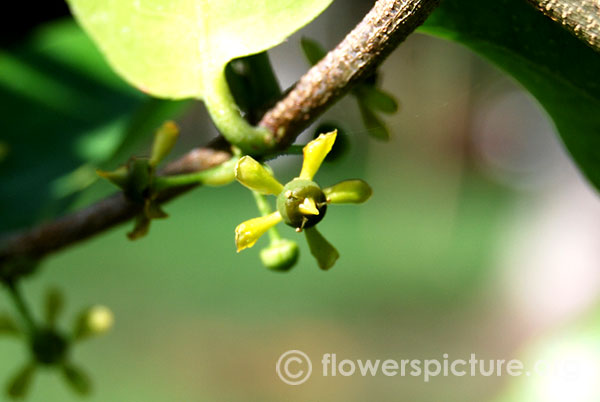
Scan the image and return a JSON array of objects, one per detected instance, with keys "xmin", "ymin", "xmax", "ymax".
[
  {"xmin": 1, "ymin": 288, "xmax": 113, "ymax": 399},
  {"xmin": 234, "ymin": 130, "xmax": 372, "ymax": 270}
]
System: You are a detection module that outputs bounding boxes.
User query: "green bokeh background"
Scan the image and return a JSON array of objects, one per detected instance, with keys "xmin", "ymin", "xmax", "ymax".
[{"xmin": 2, "ymin": 2, "xmax": 600, "ymax": 401}]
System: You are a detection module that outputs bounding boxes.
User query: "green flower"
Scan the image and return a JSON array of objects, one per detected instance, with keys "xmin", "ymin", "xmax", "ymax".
[
  {"xmin": 3, "ymin": 288, "xmax": 114, "ymax": 400},
  {"xmin": 234, "ymin": 130, "xmax": 372, "ymax": 270}
]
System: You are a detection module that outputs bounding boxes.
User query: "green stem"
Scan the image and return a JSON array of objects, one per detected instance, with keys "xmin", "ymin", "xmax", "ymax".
[
  {"xmin": 6, "ymin": 282, "xmax": 36, "ymax": 336},
  {"xmin": 252, "ymin": 191, "xmax": 282, "ymax": 242},
  {"xmin": 152, "ymin": 155, "xmax": 240, "ymax": 193},
  {"xmin": 203, "ymin": 69, "xmax": 274, "ymax": 155}
]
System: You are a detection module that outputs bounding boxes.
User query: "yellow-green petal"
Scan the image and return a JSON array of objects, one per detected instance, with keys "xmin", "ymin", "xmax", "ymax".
[
  {"xmin": 235, "ymin": 156, "xmax": 284, "ymax": 195},
  {"xmin": 149, "ymin": 121, "xmax": 179, "ymax": 168},
  {"xmin": 299, "ymin": 130, "xmax": 337, "ymax": 180},
  {"xmin": 298, "ymin": 197, "xmax": 320, "ymax": 215},
  {"xmin": 235, "ymin": 212, "xmax": 282, "ymax": 252},
  {"xmin": 323, "ymin": 179, "xmax": 372, "ymax": 204},
  {"xmin": 304, "ymin": 227, "xmax": 339, "ymax": 270}
]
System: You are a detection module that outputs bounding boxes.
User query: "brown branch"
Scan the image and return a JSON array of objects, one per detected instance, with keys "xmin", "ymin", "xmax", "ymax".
[
  {"xmin": 0, "ymin": 145, "xmax": 232, "ymax": 274},
  {"xmin": 260, "ymin": 0, "xmax": 440, "ymax": 148},
  {"xmin": 527, "ymin": 0, "xmax": 600, "ymax": 52},
  {"xmin": 0, "ymin": 0, "xmax": 440, "ymax": 277}
]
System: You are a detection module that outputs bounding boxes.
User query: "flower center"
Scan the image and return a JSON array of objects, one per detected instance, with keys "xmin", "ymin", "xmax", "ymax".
[
  {"xmin": 32, "ymin": 328, "xmax": 68, "ymax": 365},
  {"xmin": 277, "ymin": 179, "xmax": 327, "ymax": 230}
]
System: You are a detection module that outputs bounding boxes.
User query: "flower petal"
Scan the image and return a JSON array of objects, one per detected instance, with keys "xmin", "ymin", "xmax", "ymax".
[
  {"xmin": 62, "ymin": 363, "xmax": 92, "ymax": 395},
  {"xmin": 0, "ymin": 312, "xmax": 21, "ymax": 336},
  {"xmin": 304, "ymin": 227, "xmax": 339, "ymax": 270},
  {"xmin": 299, "ymin": 130, "xmax": 337, "ymax": 180},
  {"xmin": 323, "ymin": 179, "xmax": 372, "ymax": 204},
  {"xmin": 44, "ymin": 288, "xmax": 64, "ymax": 328},
  {"xmin": 6, "ymin": 362, "xmax": 36, "ymax": 399},
  {"xmin": 235, "ymin": 156, "xmax": 284, "ymax": 195},
  {"xmin": 235, "ymin": 212, "xmax": 282, "ymax": 252}
]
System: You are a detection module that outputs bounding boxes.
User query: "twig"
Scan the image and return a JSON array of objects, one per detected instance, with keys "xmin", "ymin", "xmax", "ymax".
[
  {"xmin": 0, "ymin": 0, "xmax": 440, "ymax": 276},
  {"xmin": 527, "ymin": 0, "xmax": 600, "ymax": 52},
  {"xmin": 0, "ymin": 145, "xmax": 232, "ymax": 268},
  {"xmin": 260, "ymin": 0, "xmax": 441, "ymax": 148}
]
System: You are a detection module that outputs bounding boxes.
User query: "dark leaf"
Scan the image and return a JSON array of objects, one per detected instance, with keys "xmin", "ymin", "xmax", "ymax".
[
  {"xmin": 421, "ymin": 0, "xmax": 600, "ymax": 190},
  {"xmin": 300, "ymin": 37, "xmax": 327, "ymax": 66},
  {"xmin": 358, "ymin": 102, "xmax": 391, "ymax": 141}
]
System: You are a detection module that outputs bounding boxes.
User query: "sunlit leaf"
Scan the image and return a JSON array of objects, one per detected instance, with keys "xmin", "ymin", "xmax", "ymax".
[{"xmin": 67, "ymin": 0, "xmax": 333, "ymax": 100}]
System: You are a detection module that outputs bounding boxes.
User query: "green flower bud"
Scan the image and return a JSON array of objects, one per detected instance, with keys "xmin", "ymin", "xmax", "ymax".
[
  {"xmin": 260, "ymin": 239, "xmax": 299, "ymax": 271},
  {"xmin": 149, "ymin": 121, "xmax": 179, "ymax": 167},
  {"xmin": 73, "ymin": 305, "xmax": 114, "ymax": 341},
  {"xmin": 277, "ymin": 179, "xmax": 327, "ymax": 229}
]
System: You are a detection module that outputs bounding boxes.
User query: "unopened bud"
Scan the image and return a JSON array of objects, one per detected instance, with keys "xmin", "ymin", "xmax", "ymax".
[
  {"xmin": 149, "ymin": 121, "xmax": 179, "ymax": 167},
  {"xmin": 73, "ymin": 305, "xmax": 114, "ymax": 341}
]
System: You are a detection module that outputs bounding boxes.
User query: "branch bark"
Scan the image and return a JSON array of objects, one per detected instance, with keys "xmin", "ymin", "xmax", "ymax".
[
  {"xmin": 260, "ymin": 0, "xmax": 441, "ymax": 148},
  {"xmin": 0, "ymin": 0, "xmax": 440, "ymax": 276},
  {"xmin": 527, "ymin": 0, "xmax": 600, "ymax": 52}
]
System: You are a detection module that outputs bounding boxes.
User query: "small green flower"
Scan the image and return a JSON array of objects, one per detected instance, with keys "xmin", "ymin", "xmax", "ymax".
[
  {"xmin": 3, "ymin": 288, "xmax": 114, "ymax": 400},
  {"xmin": 234, "ymin": 130, "xmax": 372, "ymax": 270}
]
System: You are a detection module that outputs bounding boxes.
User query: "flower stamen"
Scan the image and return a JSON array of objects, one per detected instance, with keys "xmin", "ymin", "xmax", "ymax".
[{"xmin": 298, "ymin": 197, "xmax": 319, "ymax": 215}]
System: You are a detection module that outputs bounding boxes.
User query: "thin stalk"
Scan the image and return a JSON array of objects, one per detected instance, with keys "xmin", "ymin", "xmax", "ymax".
[
  {"xmin": 203, "ymin": 69, "xmax": 273, "ymax": 154},
  {"xmin": 252, "ymin": 191, "xmax": 282, "ymax": 242},
  {"xmin": 5, "ymin": 282, "xmax": 36, "ymax": 336},
  {"xmin": 152, "ymin": 155, "xmax": 240, "ymax": 192}
]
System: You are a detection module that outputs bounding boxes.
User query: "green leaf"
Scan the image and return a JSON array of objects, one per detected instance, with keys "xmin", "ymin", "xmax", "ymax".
[
  {"xmin": 67, "ymin": 0, "xmax": 333, "ymax": 100},
  {"xmin": 354, "ymin": 85, "xmax": 399, "ymax": 114},
  {"xmin": 420, "ymin": 0, "xmax": 600, "ymax": 190},
  {"xmin": 358, "ymin": 102, "xmax": 391, "ymax": 141},
  {"xmin": 300, "ymin": 37, "xmax": 327, "ymax": 66}
]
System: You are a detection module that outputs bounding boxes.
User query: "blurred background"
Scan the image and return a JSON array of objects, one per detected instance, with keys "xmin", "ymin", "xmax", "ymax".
[{"xmin": 2, "ymin": 1, "xmax": 600, "ymax": 401}]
